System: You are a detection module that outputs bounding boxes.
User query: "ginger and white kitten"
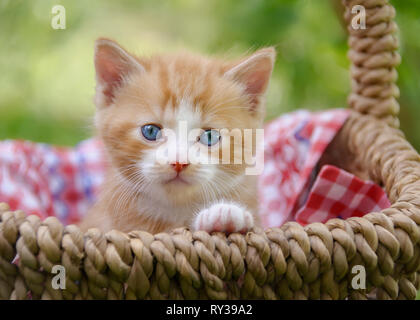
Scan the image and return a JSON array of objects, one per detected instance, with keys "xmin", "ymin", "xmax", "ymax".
[{"xmin": 79, "ymin": 38, "xmax": 275, "ymax": 234}]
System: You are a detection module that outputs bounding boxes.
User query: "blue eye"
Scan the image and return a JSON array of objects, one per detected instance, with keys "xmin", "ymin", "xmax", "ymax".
[
  {"xmin": 199, "ymin": 129, "xmax": 220, "ymax": 146},
  {"xmin": 141, "ymin": 124, "xmax": 161, "ymax": 141}
]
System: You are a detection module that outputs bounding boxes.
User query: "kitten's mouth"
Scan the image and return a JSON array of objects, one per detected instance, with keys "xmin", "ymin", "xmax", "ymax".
[{"xmin": 164, "ymin": 175, "xmax": 190, "ymax": 185}]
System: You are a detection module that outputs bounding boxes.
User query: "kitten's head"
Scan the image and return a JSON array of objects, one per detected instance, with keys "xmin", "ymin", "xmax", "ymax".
[{"xmin": 94, "ymin": 38, "xmax": 275, "ymax": 207}]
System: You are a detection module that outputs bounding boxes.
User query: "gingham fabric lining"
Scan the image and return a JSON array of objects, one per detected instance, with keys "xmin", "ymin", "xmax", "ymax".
[
  {"xmin": 0, "ymin": 139, "xmax": 105, "ymax": 225},
  {"xmin": 258, "ymin": 109, "xmax": 390, "ymax": 228},
  {"xmin": 294, "ymin": 164, "xmax": 390, "ymax": 225}
]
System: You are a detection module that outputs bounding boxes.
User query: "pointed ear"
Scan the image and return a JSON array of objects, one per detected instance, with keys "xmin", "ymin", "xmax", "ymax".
[
  {"xmin": 94, "ymin": 38, "xmax": 145, "ymax": 106},
  {"xmin": 224, "ymin": 47, "xmax": 275, "ymax": 111}
]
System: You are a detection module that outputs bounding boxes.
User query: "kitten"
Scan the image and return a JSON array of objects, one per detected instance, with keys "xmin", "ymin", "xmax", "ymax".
[{"xmin": 79, "ymin": 38, "xmax": 275, "ymax": 234}]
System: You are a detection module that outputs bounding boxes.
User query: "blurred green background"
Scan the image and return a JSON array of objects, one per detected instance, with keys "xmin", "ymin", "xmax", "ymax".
[{"xmin": 0, "ymin": 0, "xmax": 419, "ymax": 150}]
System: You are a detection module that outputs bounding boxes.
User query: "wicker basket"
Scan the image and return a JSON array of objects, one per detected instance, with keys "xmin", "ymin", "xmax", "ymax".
[{"xmin": 1, "ymin": 0, "xmax": 420, "ymax": 300}]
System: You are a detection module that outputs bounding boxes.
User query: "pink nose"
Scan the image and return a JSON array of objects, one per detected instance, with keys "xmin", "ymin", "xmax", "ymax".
[{"xmin": 170, "ymin": 162, "xmax": 189, "ymax": 173}]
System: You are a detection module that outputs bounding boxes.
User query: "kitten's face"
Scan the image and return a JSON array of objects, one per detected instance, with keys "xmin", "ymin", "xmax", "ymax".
[{"xmin": 94, "ymin": 39, "xmax": 274, "ymax": 207}]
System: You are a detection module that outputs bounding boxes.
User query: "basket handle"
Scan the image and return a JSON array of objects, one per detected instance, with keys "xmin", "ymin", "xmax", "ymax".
[{"xmin": 342, "ymin": 0, "xmax": 400, "ymax": 127}]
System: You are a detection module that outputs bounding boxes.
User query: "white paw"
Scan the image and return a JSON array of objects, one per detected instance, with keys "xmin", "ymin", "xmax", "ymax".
[{"xmin": 192, "ymin": 202, "xmax": 254, "ymax": 234}]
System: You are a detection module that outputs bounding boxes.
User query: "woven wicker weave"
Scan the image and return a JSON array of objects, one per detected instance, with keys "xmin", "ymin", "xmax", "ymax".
[{"xmin": 1, "ymin": 0, "xmax": 420, "ymax": 300}]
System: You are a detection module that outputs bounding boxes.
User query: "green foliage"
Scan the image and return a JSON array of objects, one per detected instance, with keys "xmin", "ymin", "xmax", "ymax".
[{"xmin": 0, "ymin": 0, "xmax": 418, "ymax": 150}]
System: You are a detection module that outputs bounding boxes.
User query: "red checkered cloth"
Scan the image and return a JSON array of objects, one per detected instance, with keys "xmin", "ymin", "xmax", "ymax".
[
  {"xmin": 294, "ymin": 164, "xmax": 390, "ymax": 225},
  {"xmin": 0, "ymin": 109, "xmax": 390, "ymax": 227},
  {"xmin": 258, "ymin": 109, "xmax": 390, "ymax": 228},
  {"xmin": 0, "ymin": 139, "xmax": 105, "ymax": 225}
]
